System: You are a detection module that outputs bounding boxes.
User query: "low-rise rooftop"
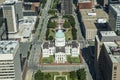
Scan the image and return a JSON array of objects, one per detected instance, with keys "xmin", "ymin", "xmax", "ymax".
[
  {"xmin": 8, "ymin": 16, "xmax": 37, "ymax": 42},
  {"xmin": 0, "ymin": 40, "xmax": 19, "ymax": 54},
  {"xmin": 78, "ymin": 0, "xmax": 91, "ymax": 2},
  {"xmin": 100, "ymin": 31, "xmax": 117, "ymax": 37},
  {"xmin": 104, "ymin": 42, "xmax": 120, "ymax": 63},
  {"xmin": 80, "ymin": 9, "xmax": 108, "ymax": 21},
  {"xmin": 83, "ymin": 20, "xmax": 97, "ymax": 29}
]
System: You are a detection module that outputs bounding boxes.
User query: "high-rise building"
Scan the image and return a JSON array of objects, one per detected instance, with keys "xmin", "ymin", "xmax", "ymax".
[
  {"xmin": 0, "ymin": 9, "xmax": 8, "ymax": 40},
  {"xmin": 61, "ymin": 0, "xmax": 73, "ymax": 15},
  {"xmin": 94, "ymin": 31, "xmax": 120, "ymax": 80},
  {"xmin": 108, "ymin": 0, "xmax": 120, "ymax": 4},
  {"xmin": 79, "ymin": 9, "xmax": 108, "ymax": 40},
  {"xmin": 109, "ymin": 4, "xmax": 120, "ymax": 31},
  {"xmin": 2, "ymin": 0, "xmax": 23, "ymax": 33},
  {"xmin": 99, "ymin": 41, "xmax": 120, "ymax": 80},
  {"xmin": 0, "ymin": 40, "xmax": 22, "ymax": 80},
  {"xmin": 0, "ymin": 18, "xmax": 8, "ymax": 40}
]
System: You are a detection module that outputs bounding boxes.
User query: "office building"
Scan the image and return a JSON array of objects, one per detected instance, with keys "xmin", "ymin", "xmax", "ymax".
[
  {"xmin": 109, "ymin": 4, "xmax": 120, "ymax": 31},
  {"xmin": 0, "ymin": 40, "xmax": 22, "ymax": 80},
  {"xmin": 61, "ymin": 0, "xmax": 73, "ymax": 15},
  {"xmin": 15, "ymin": 1, "xmax": 23, "ymax": 20},
  {"xmin": 99, "ymin": 41, "xmax": 120, "ymax": 80},
  {"xmin": 80, "ymin": 9, "xmax": 108, "ymax": 40},
  {"xmin": 98, "ymin": 0, "xmax": 120, "ymax": 7},
  {"xmin": 108, "ymin": 0, "xmax": 120, "ymax": 4},
  {"xmin": 0, "ymin": 9, "xmax": 8, "ymax": 40},
  {"xmin": 2, "ymin": 0, "xmax": 23, "ymax": 33},
  {"xmin": 78, "ymin": 0, "xmax": 92, "ymax": 9},
  {"xmin": 8, "ymin": 16, "xmax": 37, "ymax": 42},
  {"xmin": 82, "ymin": 20, "xmax": 97, "ymax": 40},
  {"xmin": 23, "ymin": 2, "xmax": 40, "ymax": 16},
  {"xmin": 94, "ymin": 31, "xmax": 120, "ymax": 80}
]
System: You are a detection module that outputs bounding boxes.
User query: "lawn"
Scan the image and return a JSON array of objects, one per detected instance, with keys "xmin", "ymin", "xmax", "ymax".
[
  {"xmin": 67, "ymin": 55, "xmax": 80, "ymax": 63},
  {"xmin": 42, "ymin": 55, "xmax": 54, "ymax": 63},
  {"xmin": 56, "ymin": 76, "xmax": 66, "ymax": 80},
  {"xmin": 62, "ymin": 72, "xmax": 78, "ymax": 80},
  {"xmin": 65, "ymin": 28, "xmax": 72, "ymax": 40}
]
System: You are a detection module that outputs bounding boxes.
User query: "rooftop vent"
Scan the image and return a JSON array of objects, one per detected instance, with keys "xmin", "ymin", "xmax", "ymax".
[{"xmin": 110, "ymin": 46, "xmax": 120, "ymax": 55}]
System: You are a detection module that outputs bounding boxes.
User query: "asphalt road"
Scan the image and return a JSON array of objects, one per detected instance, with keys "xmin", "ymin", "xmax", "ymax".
[{"xmin": 28, "ymin": 0, "xmax": 52, "ymax": 70}]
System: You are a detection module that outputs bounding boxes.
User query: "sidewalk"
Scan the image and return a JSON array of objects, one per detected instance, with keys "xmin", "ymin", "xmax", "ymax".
[{"xmin": 25, "ymin": 70, "xmax": 33, "ymax": 80}]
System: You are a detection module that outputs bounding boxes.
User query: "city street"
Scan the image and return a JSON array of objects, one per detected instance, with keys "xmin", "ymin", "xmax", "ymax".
[
  {"xmin": 27, "ymin": 0, "xmax": 53, "ymax": 80},
  {"xmin": 28, "ymin": 0, "xmax": 52, "ymax": 69},
  {"xmin": 27, "ymin": 1, "xmax": 93, "ymax": 80}
]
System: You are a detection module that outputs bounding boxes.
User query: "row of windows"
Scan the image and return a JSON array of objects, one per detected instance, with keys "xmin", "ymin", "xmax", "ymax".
[
  {"xmin": 0, "ymin": 63, "xmax": 14, "ymax": 65},
  {"xmin": 113, "ymin": 66, "xmax": 117, "ymax": 80},
  {"xmin": 0, "ymin": 77, "xmax": 15, "ymax": 79},
  {"xmin": 0, "ymin": 71, "xmax": 15, "ymax": 73},
  {"xmin": 0, "ymin": 60, "xmax": 13, "ymax": 62}
]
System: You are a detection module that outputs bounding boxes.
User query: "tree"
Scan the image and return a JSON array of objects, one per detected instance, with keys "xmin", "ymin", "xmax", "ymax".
[
  {"xmin": 48, "ymin": 9, "xmax": 56, "ymax": 15},
  {"xmin": 49, "ymin": 36, "xmax": 53, "ymax": 40},
  {"xmin": 46, "ymin": 29, "xmax": 49, "ymax": 40},
  {"xmin": 41, "ymin": 0, "xmax": 47, "ymax": 8},
  {"xmin": 63, "ymin": 20, "xmax": 71, "ymax": 28},
  {"xmin": 72, "ymin": 28, "xmax": 77, "ymax": 40},
  {"xmin": 63, "ymin": 15, "xmax": 75, "ymax": 27},
  {"xmin": 34, "ymin": 70, "xmax": 44, "ymax": 80},
  {"xmin": 77, "ymin": 69, "xmax": 86, "ymax": 80},
  {"xmin": 45, "ymin": 73, "xmax": 51, "ymax": 80},
  {"xmin": 47, "ymin": 21, "xmax": 57, "ymax": 28},
  {"xmin": 70, "ymin": 71, "xmax": 77, "ymax": 80}
]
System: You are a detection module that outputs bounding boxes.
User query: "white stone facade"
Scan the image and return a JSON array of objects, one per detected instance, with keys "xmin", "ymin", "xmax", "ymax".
[
  {"xmin": 71, "ymin": 48, "xmax": 80, "ymax": 57},
  {"xmin": 55, "ymin": 37, "xmax": 65, "ymax": 47},
  {"xmin": 55, "ymin": 52, "xmax": 67, "ymax": 63},
  {"xmin": 42, "ymin": 28, "xmax": 80, "ymax": 63},
  {"xmin": 42, "ymin": 48, "xmax": 50, "ymax": 57}
]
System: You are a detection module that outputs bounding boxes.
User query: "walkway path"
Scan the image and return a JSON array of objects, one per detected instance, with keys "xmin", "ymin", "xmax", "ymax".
[{"xmin": 25, "ymin": 70, "xmax": 33, "ymax": 80}]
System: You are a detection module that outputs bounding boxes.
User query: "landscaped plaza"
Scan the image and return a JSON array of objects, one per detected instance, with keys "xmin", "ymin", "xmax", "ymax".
[
  {"xmin": 34, "ymin": 69, "xmax": 86, "ymax": 80},
  {"xmin": 40, "ymin": 15, "xmax": 81, "ymax": 64}
]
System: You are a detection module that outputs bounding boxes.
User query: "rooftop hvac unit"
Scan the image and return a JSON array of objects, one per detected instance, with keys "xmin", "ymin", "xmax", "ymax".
[
  {"xmin": 97, "ymin": 19, "xmax": 107, "ymax": 23},
  {"xmin": 87, "ymin": 12, "xmax": 96, "ymax": 16}
]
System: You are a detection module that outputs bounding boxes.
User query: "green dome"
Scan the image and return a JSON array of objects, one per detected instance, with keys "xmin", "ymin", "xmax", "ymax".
[{"xmin": 55, "ymin": 30, "xmax": 65, "ymax": 38}]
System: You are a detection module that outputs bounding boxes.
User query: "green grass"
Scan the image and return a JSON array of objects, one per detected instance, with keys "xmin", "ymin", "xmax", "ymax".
[
  {"xmin": 67, "ymin": 55, "xmax": 80, "ymax": 63},
  {"xmin": 62, "ymin": 72, "xmax": 78, "ymax": 80},
  {"xmin": 56, "ymin": 76, "xmax": 66, "ymax": 80},
  {"xmin": 65, "ymin": 28, "xmax": 72, "ymax": 40},
  {"xmin": 42, "ymin": 55, "xmax": 54, "ymax": 63}
]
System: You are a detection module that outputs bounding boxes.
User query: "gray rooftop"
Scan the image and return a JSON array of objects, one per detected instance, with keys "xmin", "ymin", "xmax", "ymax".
[
  {"xmin": 98, "ymin": 31, "xmax": 120, "ymax": 42},
  {"xmin": 49, "ymin": 41, "xmax": 54, "ymax": 47},
  {"xmin": 72, "ymin": 41, "xmax": 79, "ymax": 48},
  {"xmin": 0, "ymin": 40, "xmax": 19, "ymax": 54},
  {"xmin": 100, "ymin": 31, "xmax": 117, "ymax": 37},
  {"xmin": 56, "ymin": 47, "xmax": 65, "ymax": 53},
  {"xmin": 110, "ymin": 4, "xmax": 120, "ymax": 16},
  {"xmin": 104, "ymin": 42, "xmax": 120, "ymax": 63},
  {"xmin": 43, "ymin": 42, "xmax": 49, "ymax": 49}
]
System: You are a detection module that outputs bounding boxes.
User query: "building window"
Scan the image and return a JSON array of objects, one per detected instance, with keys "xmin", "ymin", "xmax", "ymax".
[{"xmin": 114, "ymin": 66, "xmax": 117, "ymax": 70}]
